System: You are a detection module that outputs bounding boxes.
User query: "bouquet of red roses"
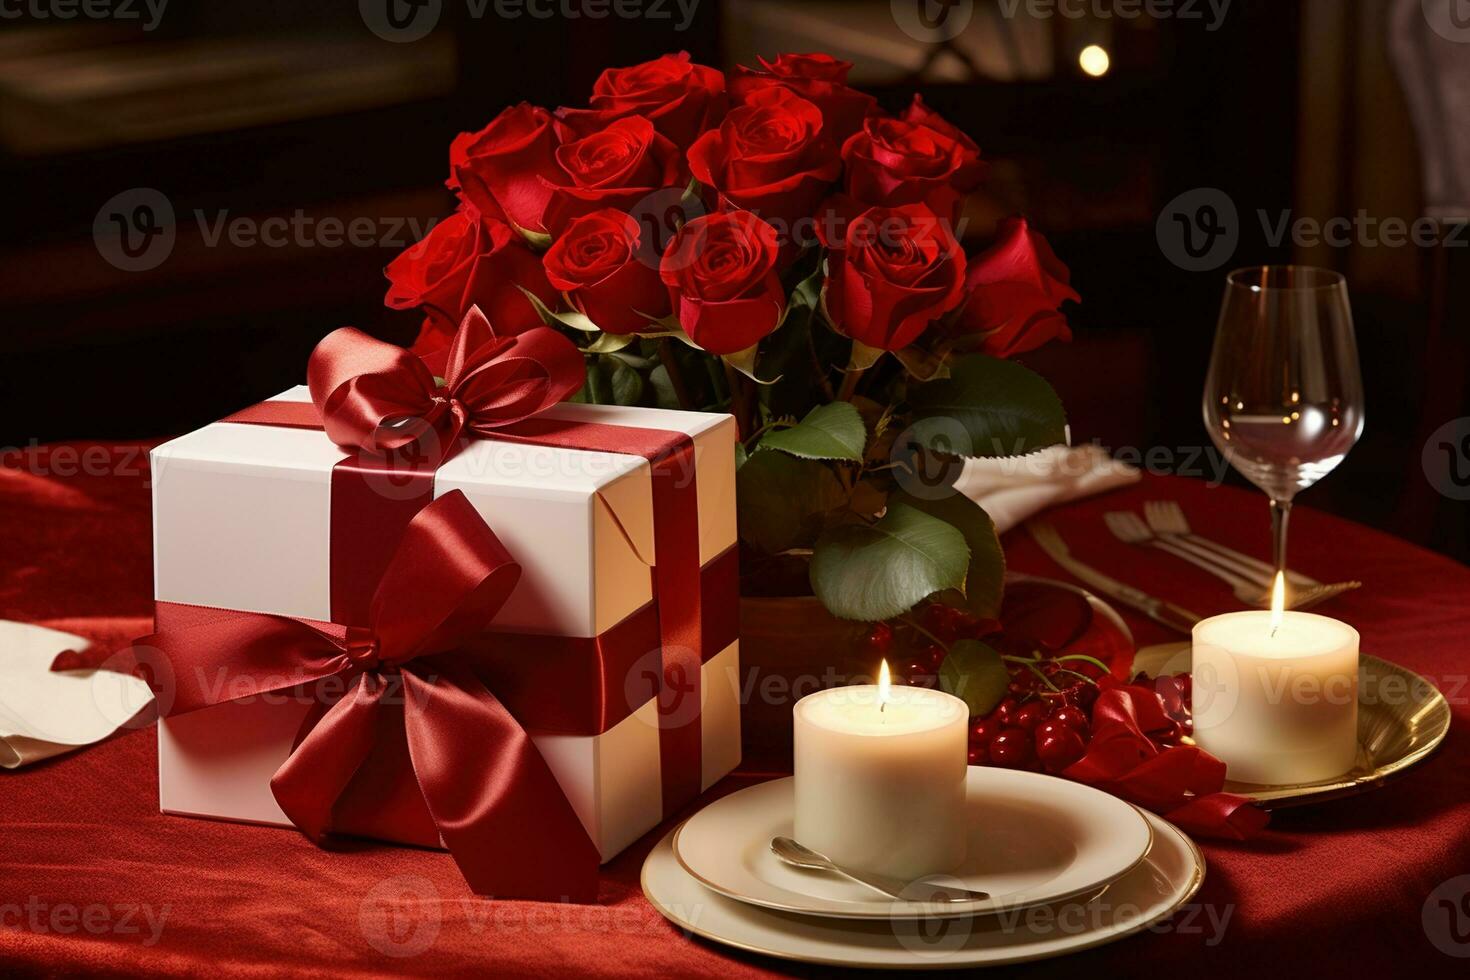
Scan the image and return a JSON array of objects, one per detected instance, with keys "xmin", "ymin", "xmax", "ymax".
[{"xmin": 382, "ymin": 51, "xmax": 1079, "ymax": 650}]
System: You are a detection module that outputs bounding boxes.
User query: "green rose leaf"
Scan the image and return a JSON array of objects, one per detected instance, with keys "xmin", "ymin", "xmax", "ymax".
[
  {"xmin": 722, "ymin": 342, "xmax": 782, "ymax": 386},
  {"xmin": 737, "ymin": 451, "xmax": 846, "ymax": 555},
  {"xmin": 582, "ymin": 332, "xmax": 637, "ymax": 355},
  {"xmin": 783, "ymin": 264, "xmax": 823, "ymax": 320},
  {"xmin": 809, "ymin": 502, "xmax": 969, "ymax": 621},
  {"xmin": 891, "ymin": 490, "xmax": 1004, "ymax": 619},
  {"xmin": 759, "ymin": 401, "xmax": 866, "ymax": 463},
  {"xmin": 580, "ymin": 358, "xmax": 612, "ymax": 404},
  {"xmin": 608, "ymin": 358, "xmax": 644, "ymax": 406},
  {"xmin": 510, "ymin": 219, "xmax": 553, "ymax": 250},
  {"xmin": 939, "ymin": 639, "xmax": 1010, "ymax": 717},
  {"xmin": 518, "ymin": 287, "xmax": 600, "ymax": 333},
  {"xmin": 649, "ymin": 363, "xmax": 681, "ymax": 410},
  {"xmin": 908, "ymin": 354, "xmax": 1066, "ymax": 458},
  {"xmin": 846, "ymin": 339, "xmax": 886, "ymax": 372}
]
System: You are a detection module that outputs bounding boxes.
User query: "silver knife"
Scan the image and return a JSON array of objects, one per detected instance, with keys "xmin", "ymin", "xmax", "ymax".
[{"xmin": 1027, "ymin": 521, "xmax": 1202, "ymax": 634}]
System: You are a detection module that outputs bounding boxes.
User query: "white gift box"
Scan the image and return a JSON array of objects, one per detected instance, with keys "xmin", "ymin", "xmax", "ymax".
[{"xmin": 150, "ymin": 388, "xmax": 741, "ymax": 862}]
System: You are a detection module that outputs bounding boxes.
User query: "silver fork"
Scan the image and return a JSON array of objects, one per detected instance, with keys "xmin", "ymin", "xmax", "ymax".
[
  {"xmin": 1108, "ymin": 510, "xmax": 1361, "ymax": 610},
  {"xmin": 1143, "ymin": 500, "xmax": 1318, "ymax": 589},
  {"xmin": 1104, "ymin": 511, "xmax": 1271, "ymax": 607}
]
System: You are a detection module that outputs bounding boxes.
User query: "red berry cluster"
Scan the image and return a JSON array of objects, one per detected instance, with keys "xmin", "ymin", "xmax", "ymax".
[
  {"xmin": 861, "ymin": 601, "xmax": 1113, "ymax": 775},
  {"xmin": 967, "ymin": 697, "xmax": 1092, "ymax": 772},
  {"xmin": 861, "ymin": 605, "xmax": 1000, "ymax": 688}
]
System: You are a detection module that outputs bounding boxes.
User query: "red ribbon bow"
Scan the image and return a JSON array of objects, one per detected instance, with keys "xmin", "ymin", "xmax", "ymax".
[
  {"xmin": 307, "ymin": 307, "xmax": 584, "ymax": 461},
  {"xmin": 185, "ymin": 304, "xmax": 710, "ymax": 885},
  {"xmin": 139, "ymin": 491, "xmax": 601, "ymax": 900},
  {"xmin": 1064, "ymin": 683, "xmax": 1269, "ymax": 840}
]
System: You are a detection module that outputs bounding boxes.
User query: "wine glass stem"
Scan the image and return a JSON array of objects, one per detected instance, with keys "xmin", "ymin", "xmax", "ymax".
[{"xmin": 1269, "ymin": 498, "xmax": 1292, "ymax": 578}]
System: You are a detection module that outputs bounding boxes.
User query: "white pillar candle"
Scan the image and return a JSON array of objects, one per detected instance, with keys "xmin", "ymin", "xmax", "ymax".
[
  {"xmin": 1192, "ymin": 580, "xmax": 1359, "ymax": 785},
  {"xmin": 793, "ymin": 662, "xmax": 969, "ymax": 881}
]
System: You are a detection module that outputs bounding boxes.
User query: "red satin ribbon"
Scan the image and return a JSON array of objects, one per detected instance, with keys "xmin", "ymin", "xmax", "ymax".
[
  {"xmin": 141, "ymin": 491, "xmax": 601, "ymax": 900},
  {"xmin": 306, "ymin": 307, "xmax": 585, "ymax": 459},
  {"xmin": 150, "ymin": 544, "xmax": 738, "ymax": 737},
  {"xmin": 226, "ymin": 308, "xmax": 588, "ymax": 625},
  {"xmin": 486, "ymin": 415, "xmax": 705, "ymax": 813},
  {"xmin": 222, "ymin": 308, "xmax": 713, "ymax": 819},
  {"xmin": 1063, "ymin": 684, "xmax": 1269, "ymax": 840}
]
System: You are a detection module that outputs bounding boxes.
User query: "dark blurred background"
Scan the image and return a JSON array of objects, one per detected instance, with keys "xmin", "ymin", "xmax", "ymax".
[{"xmin": 0, "ymin": 0, "xmax": 1465, "ymax": 562}]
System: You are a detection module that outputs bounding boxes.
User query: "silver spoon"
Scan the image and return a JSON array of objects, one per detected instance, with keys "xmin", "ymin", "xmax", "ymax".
[{"xmin": 770, "ymin": 837, "xmax": 990, "ymax": 903}]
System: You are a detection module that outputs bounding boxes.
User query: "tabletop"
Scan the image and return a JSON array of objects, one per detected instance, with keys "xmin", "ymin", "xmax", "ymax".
[{"xmin": 2, "ymin": 442, "xmax": 1469, "ymax": 978}]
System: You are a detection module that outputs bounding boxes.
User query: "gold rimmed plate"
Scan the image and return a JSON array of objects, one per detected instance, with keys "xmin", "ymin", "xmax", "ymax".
[
  {"xmin": 643, "ymin": 808, "xmax": 1204, "ymax": 970},
  {"xmin": 671, "ymin": 771, "xmax": 1153, "ymax": 921},
  {"xmin": 1135, "ymin": 644, "xmax": 1451, "ymax": 806}
]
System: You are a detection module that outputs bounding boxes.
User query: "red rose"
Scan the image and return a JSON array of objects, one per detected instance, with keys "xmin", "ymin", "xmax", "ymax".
[
  {"xmin": 660, "ymin": 210, "xmax": 784, "ymax": 355},
  {"xmin": 688, "ymin": 87, "xmax": 841, "ymax": 244},
  {"xmin": 729, "ymin": 52, "xmax": 879, "ymax": 145},
  {"xmin": 385, "ymin": 210, "xmax": 556, "ymax": 352},
  {"xmin": 822, "ymin": 203, "xmax": 966, "ymax": 351},
  {"xmin": 543, "ymin": 210, "xmax": 669, "ymax": 335},
  {"xmin": 841, "ymin": 111, "xmax": 984, "ymax": 222},
  {"xmin": 450, "ymin": 103, "xmax": 568, "ymax": 235},
  {"xmin": 956, "ymin": 217, "xmax": 1078, "ymax": 358},
  {"xmin": 557, "ymin": 52, "xmax": 727, "ymax": 150},
  {"xmin": 542, "ymin": 115, "xmax": 687, "ymax": 236},
  {"xmin": 901, "ymin": 95, "xmax": 986, "ymax": 188}
]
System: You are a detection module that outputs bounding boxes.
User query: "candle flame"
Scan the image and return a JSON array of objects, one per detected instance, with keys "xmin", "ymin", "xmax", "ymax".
[
  {"xmin": 878, "ymin": 659, "xmax": 892, "ymax": 709},
  {"xmin": 1269, "ymin": 572, "xmax": 1286, "ymax": 635}
]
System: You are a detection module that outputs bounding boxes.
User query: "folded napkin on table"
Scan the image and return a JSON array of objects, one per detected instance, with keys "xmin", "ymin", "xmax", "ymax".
[
  {"xmin": 954, "ymin": 444, "xmax": 1141, "ymax": 534},
  {"xmin": 0, "ymin": 620, "xmax": 153, "ymax": 769}
]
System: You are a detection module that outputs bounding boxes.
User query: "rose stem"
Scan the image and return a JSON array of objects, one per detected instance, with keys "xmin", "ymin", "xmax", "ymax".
[
  {"xmin": 657, "ymin": 338, "xmax": 696, "ymax": 411},
  {"xmin": 804, "ymin": 327, "xmax": 837, "ymax": 401},
  {"xmin": 722, "ymin": 359, "xmax": 752, "ymax": 441},
  {"xmin": 836, "ymin": 367, "xmax": 864, "ymax": 402}
]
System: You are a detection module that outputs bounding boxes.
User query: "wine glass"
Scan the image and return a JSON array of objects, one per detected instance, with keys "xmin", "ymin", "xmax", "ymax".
[{"xmin": 1202, "ymin": 265, "xmax": 1365, "ymax": 581}]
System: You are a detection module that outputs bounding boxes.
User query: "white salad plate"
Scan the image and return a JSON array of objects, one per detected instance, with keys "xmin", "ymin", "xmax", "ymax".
[
  {"xmin": 671, "ymin": 769, "xmax": 1154, "ymax": 920},
  {"xmin": 644, "ymin": 803, "xmax": 1203, "ymax": 970}
]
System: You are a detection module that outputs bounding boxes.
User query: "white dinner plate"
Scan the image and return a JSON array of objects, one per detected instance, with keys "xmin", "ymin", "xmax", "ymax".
[
  {"xmin": 672, "ymin": 770, "xmax": 1154, "ymax": 920},
  {"xmin": 645, "ymin": 807, "xmax": 1203, "ymax": 970}
]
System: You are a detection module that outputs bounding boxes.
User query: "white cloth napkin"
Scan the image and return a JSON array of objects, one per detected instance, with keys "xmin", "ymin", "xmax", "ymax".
[
  {"xmin": 954, "ymin": 444, "xmax": 1141, "ymax": 534},
  {"xmin": 0, "ymin": 621, "xmax": 153, "ymax": 768}
]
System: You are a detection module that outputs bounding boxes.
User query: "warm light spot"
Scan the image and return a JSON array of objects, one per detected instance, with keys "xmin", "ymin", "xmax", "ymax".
[
  {"xmin": 1282, "ymin": 416, "xmax": 1293, "ymax": 424},
  {"xmin": 1269, "ymin": 572, "xmax": 1286, "ymax": 634},
  {"xmin": 878, "ymin": 659, "xmax": 893, "ymax": 705},
  {"xmin": 1079, "ymin": 44, "xmax": 1111, "ymax": 77}
]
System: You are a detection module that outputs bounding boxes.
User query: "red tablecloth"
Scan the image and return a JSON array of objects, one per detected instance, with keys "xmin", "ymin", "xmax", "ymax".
[{"xmin": 3, "ymin": 443, "xmax": 1469, "ymax": 977}]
